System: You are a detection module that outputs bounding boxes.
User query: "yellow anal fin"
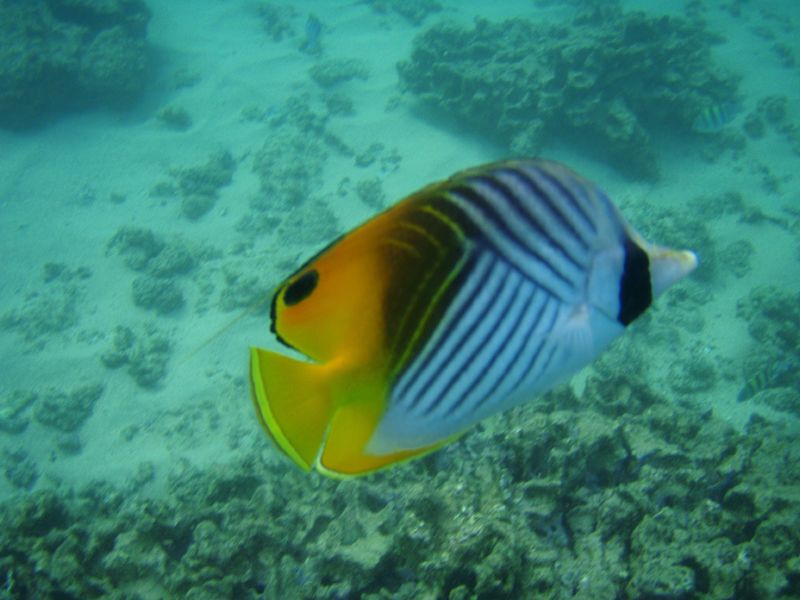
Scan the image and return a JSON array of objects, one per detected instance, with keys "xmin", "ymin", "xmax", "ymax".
[
  {"xmin": 318, "ymin": 401, "xmax": 449, "ymax": 477},
  {"xmin": 249, "ymin": 347, "xmax": 333, "ymax": 471},
  {"xmin": 251, "ymin": 346, "xmax": 455, "ymax": 478}
]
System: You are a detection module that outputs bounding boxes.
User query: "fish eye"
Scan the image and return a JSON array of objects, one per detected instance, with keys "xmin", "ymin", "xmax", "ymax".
[{"xmin": 283, "ymin": 269, "xmax": 319, "ymax": 306}]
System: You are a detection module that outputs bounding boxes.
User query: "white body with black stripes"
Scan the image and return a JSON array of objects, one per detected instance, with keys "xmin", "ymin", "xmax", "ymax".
[
  {"xmin": 251, "ymin": 158, "xmax": 697, "ymax": 476},
  {"xmin": 368, "ymin": 160, "xmax": 694, "ymax": 454}
]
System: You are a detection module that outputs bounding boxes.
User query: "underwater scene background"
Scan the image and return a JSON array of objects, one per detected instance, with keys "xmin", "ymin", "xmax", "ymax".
[{"xmin": 0, "ymin": 0, "xmax": 798, "ymax": 598}]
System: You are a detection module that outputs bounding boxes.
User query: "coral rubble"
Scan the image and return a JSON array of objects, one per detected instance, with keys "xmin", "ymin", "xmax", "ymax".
[
  {"xmin": 0, "ymin": 391, "xmax": 36, "ymax": 434},
  {"xmin": 398, "ymin": 7, "xmax": 737, "ymax": 179},
  {"xmin": 309, "ymin": 59, "xmax": 369, "ymax": 89},
  {"xmin": 239, "ymin": 95, "xmax": 341, "ymax": 245},
  {"xmin": 0, "ymin": 0, "xmax": 151, "ymax": 129},
  {"xmin": 1, "ymin": 373, "xmax": 797, "ymax": 598},
  {"xmin": 360, "ymin": 0, "xmax": 442, "ymax": 25},
  {"xmin": 101, "ymin": 323, "xmax": 172, "ymax": 389},
  {"xmin": 131, "ymin": 276, "xmax": 185, "ymax": 314},
  {"xmin": 156, "ymin": 105, "xmax": 193, "ymax": 131},
  {"xmin": 0, "ymin": 264, "xmax": 91, "ymax": 348},
  {"xmin": 172, "ymin": 152, "xmax": 237, "ymax": 220},
  {"xmin": 32, "ymin": 383, "xmax": 104, "ymax": 433}
]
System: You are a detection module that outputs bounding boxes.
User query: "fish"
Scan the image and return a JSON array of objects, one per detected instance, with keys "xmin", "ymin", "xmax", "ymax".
[
  {"xmin": 249, "ymin": 159, "xmax": 698, "ymax": 477},
  {"xmin": 299, "ymin": 13, "xmax": 322, "ymax": 55},
  {"xmin": 737, "ymin": 359, "xmax": 798, "ymax": 402},
  {"xmin": 692, "ymin": 102, "xmax": 740, "ymax": 133}
]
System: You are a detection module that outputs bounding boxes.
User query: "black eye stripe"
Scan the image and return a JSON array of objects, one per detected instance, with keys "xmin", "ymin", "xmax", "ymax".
[{"xmin": 283, "ymin": 270, "xmax": 319, "ymax": 306}]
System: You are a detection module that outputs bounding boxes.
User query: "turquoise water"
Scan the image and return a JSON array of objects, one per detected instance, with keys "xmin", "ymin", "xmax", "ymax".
[{"xmin": 0, "ymin": 0, "xmax": 798, "ymax": 598}]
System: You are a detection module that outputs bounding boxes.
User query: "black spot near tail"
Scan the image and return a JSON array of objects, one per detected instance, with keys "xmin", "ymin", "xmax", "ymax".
[{"xmin": 618, "ymin": 237, "xmax": 652, "ymax": 326}]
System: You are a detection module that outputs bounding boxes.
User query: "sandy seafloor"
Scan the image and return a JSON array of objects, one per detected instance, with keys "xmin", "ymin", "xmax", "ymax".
[{"xmin": 0, "ymin": 0, "xmax": 799, "ymax": 598}]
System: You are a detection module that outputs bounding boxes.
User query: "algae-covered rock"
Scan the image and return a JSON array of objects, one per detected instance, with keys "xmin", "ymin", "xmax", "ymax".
[
  {"xmin": 719, "ymin": 239, "xmax": 754, "ymax": 279},
  {"xmin": 276, "ymin": 199, "xmax": 340, "ymax": 246},
  {"xmin": 181, "ymin": 194, "xmax": 216, "ymax": 221},
  {"xmin": 355, "ymin": 177, "xmax": 386, "ymax": 210},
  {"xmin": 156, "ymin": 105, "xmax": 193, "ymax": 131},
  {"xmin": 146, "ymin": 243, "xmax": 196, "ymax": 278},
  {"xmin": 56, "ymin": 432, "xmax": 83, "ymax": 456},
  {"xmin": 752, "ymin": 387, "xmax": 800, "ymax": 417},
  {"xmin": 127, "ymin": 330, "xmax": 172, "ymax": 389},
  {"xmin": 668, "ymin": 354, "xmax": 718, "ymax": 394},
  {"xmin": 108, "ymin": 226, "xmax": 166, "ymax": 271},
  {"xmin": 257, "ymin": 2, "xmax": 297, "ymax": 41},
  {"xmin": 0, "ymin": 0, "xmax": 151, "ymax": 129},
  {"xmin": 171, "ymin": 151, "xmax": 236, "ymax": 220},
  {"xmin": 0, "ymin": 389, "xmax": 36, "ymax": 433},
  {"xmin": 103, "ymin": 530, "xmax": 168, "ymax": 582},
  {"xmin": 361, "ymin": 0, "xmax": 441, "ymax": 24},
  {"xmin": 0, "ymin": 264, "xmax": 90, "ymax": 347},
  {"xmin": 757, "ymin": 95, "xmax": 788, "ymax": 126},
  {"xmin": 108, "ymin": 225, "xmax": 202, "ymax": 306},
  {"xmin": 132, "ymin": 275, "xmax": 185, "ymax": 314},
  {"xmin": 0, "ymin": 371, "xmax": 797, "ymax": 599},
  {"xmin": 218, "ymin": 266, "xmax": 271, "ymax": 313},
  {"xmin": 308, "ymin": 58, "xmax": 368, "ymax": 88},
  {"xmin": 3, "ymin": 448, "xmax": 39, "ymax": 490},
  {"xmin": 354, "ymin": 142, "xmax": 385, "ymax": 167},
  {"xmin": 398, "ymin": 8, "xmax": 736, "ymax": 179},
  {"xmin": 324, "ymin": 91, "xmax": 355, "ymax": 116},
  {"xmin": 736, "ymin": 285, "xmax": 800, "ymax": 354},
  {"xmin": 250, "ymin": 100, "xmax": 329, "ymax": 211},
  {"xmin": 241, "ymin": 95, "xmax": 342, "ymax": 243},
  {"xmin": 101, "ymin": 325, "xmax": 136, "ymax": 368},
  {"xmin": 100, "ymin": 323, "xmax": 172, "ymax": 388},
  {"xmin": 33, "ymin": 383, "xmax": 104, "ymax": 432}
]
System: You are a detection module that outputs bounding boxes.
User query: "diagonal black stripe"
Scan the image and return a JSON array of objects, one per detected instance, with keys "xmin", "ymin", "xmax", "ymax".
[
  {"xmin": 399, "ymin": 255, "xmax": 499, "ymax": 410},
  {"xmin": 500, "ymin": 167, "xmax": 591, "ymax": 253},
  {"xmin": 384, "ymin": 199, "xmax": 470, "ymax": 377},
  {"xmin": 535, "ymin": 343, "xmax": 558, "ymax": 381},
  {"xmin": 464, "ymin": 283, "xmax": 538, "ymax": 415},
  {"xmin": 449, "ymin": 185, "xmax": 573, "ymax": 299},
  {"xmin": 514, "ymin": 165, "xmax": 597, "ymax": 238},
  {"xmin": 508, "ymin": 298, "xmax": 560, "ymax": 394},
  {"xmin": 473, "ymin": 174, "xmax": 585, "ymax": 272},
  {"xmin": 420, "ymin": 263, "xmax": 518, "ymax": 417},
  {"xmin": 391, "ymin": 251, "xmax": 480, "ymax": 403},
  {"xmin": 483, "ymin": 289, "xmax": 548, "ymax": 403},
  {"xmin": 443, "ymin": 274, "xmax": 528, "ymax": 417}
]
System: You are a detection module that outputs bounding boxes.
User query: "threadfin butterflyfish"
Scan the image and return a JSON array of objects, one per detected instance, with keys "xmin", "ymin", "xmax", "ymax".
[{"xmin": 249, "ymin": 159, "xmax": 697, "ymax": 477}]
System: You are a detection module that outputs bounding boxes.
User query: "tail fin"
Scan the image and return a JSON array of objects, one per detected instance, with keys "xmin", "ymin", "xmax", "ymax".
[
  {"xmin": 646, "ymin": 245, "xmax": 698, "ymax": 297},
  {"xmin": 249, "ymin": 347, "xmax": 334, "ymax": 471}
]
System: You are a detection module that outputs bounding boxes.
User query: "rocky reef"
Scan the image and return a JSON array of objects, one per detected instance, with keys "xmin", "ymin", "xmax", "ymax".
[
  {"xmin": 0, "ymin": 263, "xmax": 92, "ymax": 349},
  {"xmin": 736, "ymin": 285, "xmax": 800, "ymax": 416},
  {"xmin": 172, "ymin": 152, "xmax": 237, "ymax": 221},
  {"xmin": 101, "ymin": 323, "xmax": 172, "ymax": 388},
  {"xmin": 102, "ymin": 226, "xmax": 220, "ymax": 386},
  {"xmin": 359, "ymin": 0, "xmax": 442, "ymax": 25},
  {"xmin": 309, "ymin": 59, "xmax": 369, "ymax": 89},
  {"xmin": 32, "ymin": 383, "xmax": 105, "ymax": 433},
  {"xmin": 238, "ymin": 95, "xmax": 342, "ymax": 246},
  {"xmin": 0, "ymin": 0, "xmax": 152, "ymax": 129},
  {"xmin": 1, "ymin": 364, "xmax": 797, "ymax": 599},
  {"xmin": 397, "ymin": 4, "xmax": 737, "ymax": 179}
]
